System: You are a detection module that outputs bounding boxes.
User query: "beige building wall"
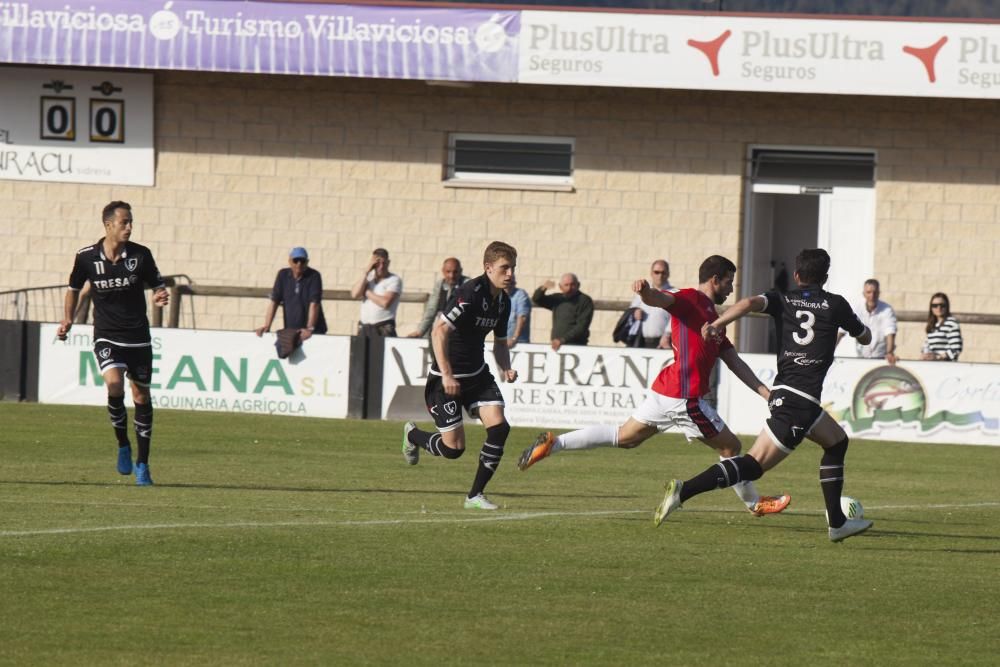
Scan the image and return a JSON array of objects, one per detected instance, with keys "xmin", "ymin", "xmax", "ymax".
[{"xmin": 1, "ymin": 71, "xmax": 998, "ymax": 361}]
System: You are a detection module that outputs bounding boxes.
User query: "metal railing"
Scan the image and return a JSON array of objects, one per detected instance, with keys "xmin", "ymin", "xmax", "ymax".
[
  {"xmin": 0, "ymin": 275, "xmax": 195, "ymax": 326},
  {"xmin": 2, "ymin": 280, "xmax": 999, "ymax": 328}
]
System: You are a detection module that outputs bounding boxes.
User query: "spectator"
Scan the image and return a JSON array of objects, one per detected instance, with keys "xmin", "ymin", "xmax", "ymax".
[
  {"xmin": 407, "ymin": 257, "xmax": 466, "ymax": 338},
  {"xmin": 255, "ymin": 247, "xmax": 327, "ymax": 341},
  {"xmin": 853, "ymin": 278, "xmax": 897, "ymax": 365},
  {"xmin": 351, "ymin": 248, "xmax": 402, "ymax": 337},
  {"xmin": 922, "ymin": 292, "xmax": 962, "ymax": 361},
  {"xmin": 532, "ymin": 273, "xmax": 594, "ymax": 351},
  {"xmin": 612, "ymin": 308, "xmax": 645, "ymax": 348},
  {"xmin": 628, "ymin": 259, "xmax": 673, "ymax": 348},
  {"xmin": 504, "ymin": 277, "xmax": 531, "ymax": 348}
]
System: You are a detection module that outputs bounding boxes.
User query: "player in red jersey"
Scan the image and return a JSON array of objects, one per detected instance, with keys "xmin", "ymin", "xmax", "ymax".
[{"xmin": 517, "ymin": 255, "xmax": 790, "ymax": 517}]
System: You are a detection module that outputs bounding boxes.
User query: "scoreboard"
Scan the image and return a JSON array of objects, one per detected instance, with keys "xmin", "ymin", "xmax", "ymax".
[{"xmin": 0, "ymin": 66, "xmax": 153, "ymax": 185}]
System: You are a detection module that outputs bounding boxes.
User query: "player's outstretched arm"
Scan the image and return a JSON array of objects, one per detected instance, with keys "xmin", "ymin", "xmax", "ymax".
[
  {"xmin": 719, "ymin": 347, "xmax": 769, "ymax": 400},
  {"xmin": 703, "ymin": 295, "xmax": 766, "ymax": 342},
  {"xmin": 633, "ymin": 279, "xmax": 675, "ymax": 309}
]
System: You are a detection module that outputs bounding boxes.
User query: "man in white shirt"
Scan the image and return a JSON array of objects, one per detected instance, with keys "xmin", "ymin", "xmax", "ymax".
[
  {"xmin": 351, "ymin": 247, "xmax": 403, "ymax": 336},
  {"xmin": 627, "ymin": 259, "xmax": 673, "ymax": 348},
  {"xmin": 852, "ymin": 278, "xmax": 897, "ymax": 364}
]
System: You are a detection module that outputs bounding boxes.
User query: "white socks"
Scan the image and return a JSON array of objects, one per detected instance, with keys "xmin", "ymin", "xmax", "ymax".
[
  {"xmin": 721, "ymin": 456, "xmax": 760, "ymax": 508},
  {"xmin": 553, "ymin": 424, "xmax": 619, "ymax": 453}
]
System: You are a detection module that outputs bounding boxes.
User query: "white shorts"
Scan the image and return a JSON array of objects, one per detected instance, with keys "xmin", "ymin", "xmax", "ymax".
[{"xmin": 632, "ymin": 392, "xmax": 727, "ymax": 442}]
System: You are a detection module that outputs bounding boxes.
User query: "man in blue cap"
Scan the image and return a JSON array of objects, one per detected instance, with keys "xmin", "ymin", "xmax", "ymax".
[{"xmin": 256, "ymin": 246, "xmax": 327, "ymax": 340}]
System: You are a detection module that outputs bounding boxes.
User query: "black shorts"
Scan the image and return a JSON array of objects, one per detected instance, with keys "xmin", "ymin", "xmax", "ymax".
[
  {"xmin": 764, "ymin": 388, "xmax": 824, "ymax": 453},
  {"xmin": 93, "ymin": 342, "xmax": 154, "ymax": 387},
  {"xmin": 424, "ymin": 369, "xmax": 505, "ymax": 432}
]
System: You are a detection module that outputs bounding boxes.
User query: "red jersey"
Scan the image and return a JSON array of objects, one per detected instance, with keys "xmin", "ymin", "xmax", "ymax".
[{"xmin": 650, "ymin": 288, "xmax": 733, "ymax": 399}]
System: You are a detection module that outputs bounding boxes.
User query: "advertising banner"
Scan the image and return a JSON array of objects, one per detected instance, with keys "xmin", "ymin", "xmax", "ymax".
[
  {"xmin": 37, "ymin": 324, "xmax": 350, "ymax": 418},
  {"xmin": 0, "ymin": 0, "xmax": 520, "ymax": 82},
  {"xmin": 520, "ymin": 11, "xmax": 1000, "ymax": 99},
  {"xmin": 0, "ymin": 66, "xmax": 153, "ymax": 185},
  {"xmin": 717, "ymin": 354, "xmax": 1000, "ymax": 446},
  {"xmin": 380, "ymin": 337, "xmax": 673, "ymax": 430}
]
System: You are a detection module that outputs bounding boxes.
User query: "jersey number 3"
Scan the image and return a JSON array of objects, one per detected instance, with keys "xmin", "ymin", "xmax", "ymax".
[{"xmin": 793, "ymin": 310, "xmax": 816, "ymax": 345}]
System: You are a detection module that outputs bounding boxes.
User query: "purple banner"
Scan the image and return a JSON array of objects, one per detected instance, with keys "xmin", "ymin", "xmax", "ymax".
[{"xmin": 0, "ymin": 1, "xmax": 520, "ymax": 82}]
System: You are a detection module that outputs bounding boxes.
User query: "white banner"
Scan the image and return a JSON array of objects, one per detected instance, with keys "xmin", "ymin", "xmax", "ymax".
[
  {"xmin": 380, "ymin": 337, "xmax": 673, "ymax": 429},
  {"xmin": 37, "ymin": 324, "xmax": 350, "ymax": 418},
  {"xmin": 718, "ymin": 354, "xmax": 1000, "ymax": 446},
  {"xmin": 520, "ymin": 11, "xmax": 1000, "ymax": 99},
  {"xmin": 0, "ymin": 66, "xmax": 153, "ymax": 185}
]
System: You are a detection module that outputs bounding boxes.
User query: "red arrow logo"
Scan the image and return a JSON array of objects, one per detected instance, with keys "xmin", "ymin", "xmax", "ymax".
[
  {"xmin": 902, "ymin": 36, "xmax": 948, "ymax": 83},
  {"xmin": 688, "ymin": 30, "xmax": 732, "ymax": 76}
]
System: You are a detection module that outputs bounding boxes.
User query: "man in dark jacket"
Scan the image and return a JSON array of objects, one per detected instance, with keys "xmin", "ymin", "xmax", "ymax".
[
  {"xmin": 255, "ymin": 246, "xmax": 327, "ymax": 340},
  {"xmin": 532, "ymin": 273, "xmax": 594, "ymax": 351}
]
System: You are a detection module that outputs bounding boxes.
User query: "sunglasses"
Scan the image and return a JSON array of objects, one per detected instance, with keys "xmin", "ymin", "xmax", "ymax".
[
  {"xmin": 292, "ymin": 258, "xmax": 307, "ymax": 264},
  {"xmin": 930, "ymin": 303, "xmax": 946, "ymax": 308}
]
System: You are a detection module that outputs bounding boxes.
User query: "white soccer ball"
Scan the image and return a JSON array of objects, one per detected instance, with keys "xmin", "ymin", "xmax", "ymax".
[{"xmin": 841, "ymin": 496, "xmax": 864, "ymax": 519}]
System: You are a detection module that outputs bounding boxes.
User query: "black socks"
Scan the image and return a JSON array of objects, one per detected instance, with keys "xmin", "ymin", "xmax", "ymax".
[
  {"xmin": 107, "ymin": 394, "xmax": 129, "ymax": 446},
  {"xmin": 133, "ymin": 402, "xmax": 153, "ymax": 465},
  {"xmin": 408, "ymin": 427, "xmax": 463, "ymax": 459},
  {"xmin": 680, "ymin": 455, "xmax": 763, "ymax": 503},
  {"xmin": 820, "ymin": 438, "xmax": 850, "ymax": 528},
  {"xmin": 468, "ymin": 422, "xmax": 510, "ymax": 499}
]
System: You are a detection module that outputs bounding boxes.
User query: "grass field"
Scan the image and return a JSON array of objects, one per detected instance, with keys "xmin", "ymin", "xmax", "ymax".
[{"xmin": 1, "ymin": 403, "xmax": 998, "ymax": 666}]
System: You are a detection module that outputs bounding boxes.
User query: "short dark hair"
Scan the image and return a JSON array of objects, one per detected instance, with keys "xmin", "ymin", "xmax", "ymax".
[
  {"xmin": 372, "ymin": 248, "xmax": 389, "ymax": 260},
  {"xmin": 698, "ymin": 255, "xmax": 736, "ymax": 283},
  {"xmin": 796, "ymin": 249, "xmax": 830, "ymax": 285},
  {"xmin": 864, "ymin": 278, "xmax": 880, "ymax": 290},
  {"xmin": 484, "ymin": 241, "xmax": 517, "ymax": 266},
  {"xmin": 102, "ymin": 200, "xmax": 131, "ymax": 223}
]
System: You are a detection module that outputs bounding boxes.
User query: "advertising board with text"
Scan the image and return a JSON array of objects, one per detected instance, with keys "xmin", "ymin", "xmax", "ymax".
[
  {"xmin": 37, "ymin": 324, "xmax": 350, "ymax": 418},
  {"xmin": 717, "ymin": 354, "xmax": 1000, "ymax": 446},
  {"xmin": 3, "ymin": 2, "xmax": 999, "ymax": 98},
  {"xmin": 0, "ymin": 0, "xmax": 519, "ymax": 83},
  {"xmin": 380, "ymin": 337, "xmax": 673, "ymax": 430},
  {"xmin": 520, "ymin": 11, "xmax": 1000, "ymax": 99}
]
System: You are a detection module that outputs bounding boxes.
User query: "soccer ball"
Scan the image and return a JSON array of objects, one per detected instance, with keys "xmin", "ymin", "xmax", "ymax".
[{"xmin": 841, "ymin": 496, "xmax": 864, "ymax": 519}]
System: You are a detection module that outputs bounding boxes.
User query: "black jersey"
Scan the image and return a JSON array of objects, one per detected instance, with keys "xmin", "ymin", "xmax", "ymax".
[
  {"xmin": 430, "ymin": 273, "xmax": 509, "ymax": 377},
  {"xmin": 762, "ymin": 286, "xmax": 865, "ymax": 402},
  {"xmin": 68, "ymin": 239, "xmax": 165, "ymax": 346}
]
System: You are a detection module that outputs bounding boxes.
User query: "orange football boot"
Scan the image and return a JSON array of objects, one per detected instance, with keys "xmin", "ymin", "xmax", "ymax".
[
  {"xmin": 749, "ymin": 494, "xmax": 791, "ymax": 517},
  {"xmin": 516, "ymin": 432, "xmax": 556, "ymax": 471}
]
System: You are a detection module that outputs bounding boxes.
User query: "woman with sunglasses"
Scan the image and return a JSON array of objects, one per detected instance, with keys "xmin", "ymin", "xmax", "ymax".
[{"xmin": 921, "ymin": 293, "xmax": 962, "ymax": 361}]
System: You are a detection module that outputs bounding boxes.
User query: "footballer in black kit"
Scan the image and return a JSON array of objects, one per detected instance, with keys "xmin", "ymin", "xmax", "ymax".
[
  {"xmin": 425, "ymin": 273, "xmax": 509, "ymax": 431},
  {"xmin": 57, "ymin": 201, "xmax": 168, "ymax": 486},
  {"xmin": 760, "ymin": 282, "xmax": 865, "ymax": 452},
  {"xmin": 655, "ymin": 249, "xmax": 876, "ymax": 542},
  {"xmin": 401, "ymin": 242, "xmax": 519, "ymax": 511}
]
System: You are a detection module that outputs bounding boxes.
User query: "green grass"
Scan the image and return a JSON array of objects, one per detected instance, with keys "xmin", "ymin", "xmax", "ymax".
[{"xmin": 1, "ymin": 403, "xmax": 998, "ymax": 666}]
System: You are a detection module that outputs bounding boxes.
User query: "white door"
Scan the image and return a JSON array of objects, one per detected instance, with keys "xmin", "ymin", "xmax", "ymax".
[
  {"xmin": 742, "ymin": 184, "xmax": 875, "ymax": 354},
  {"xmin": 817, "ymin": 187, "xmax": 876, "ymax": 303},
  {"xmin": 817, "ymin": 187, "xmax": 876, "ymax": 356}
]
